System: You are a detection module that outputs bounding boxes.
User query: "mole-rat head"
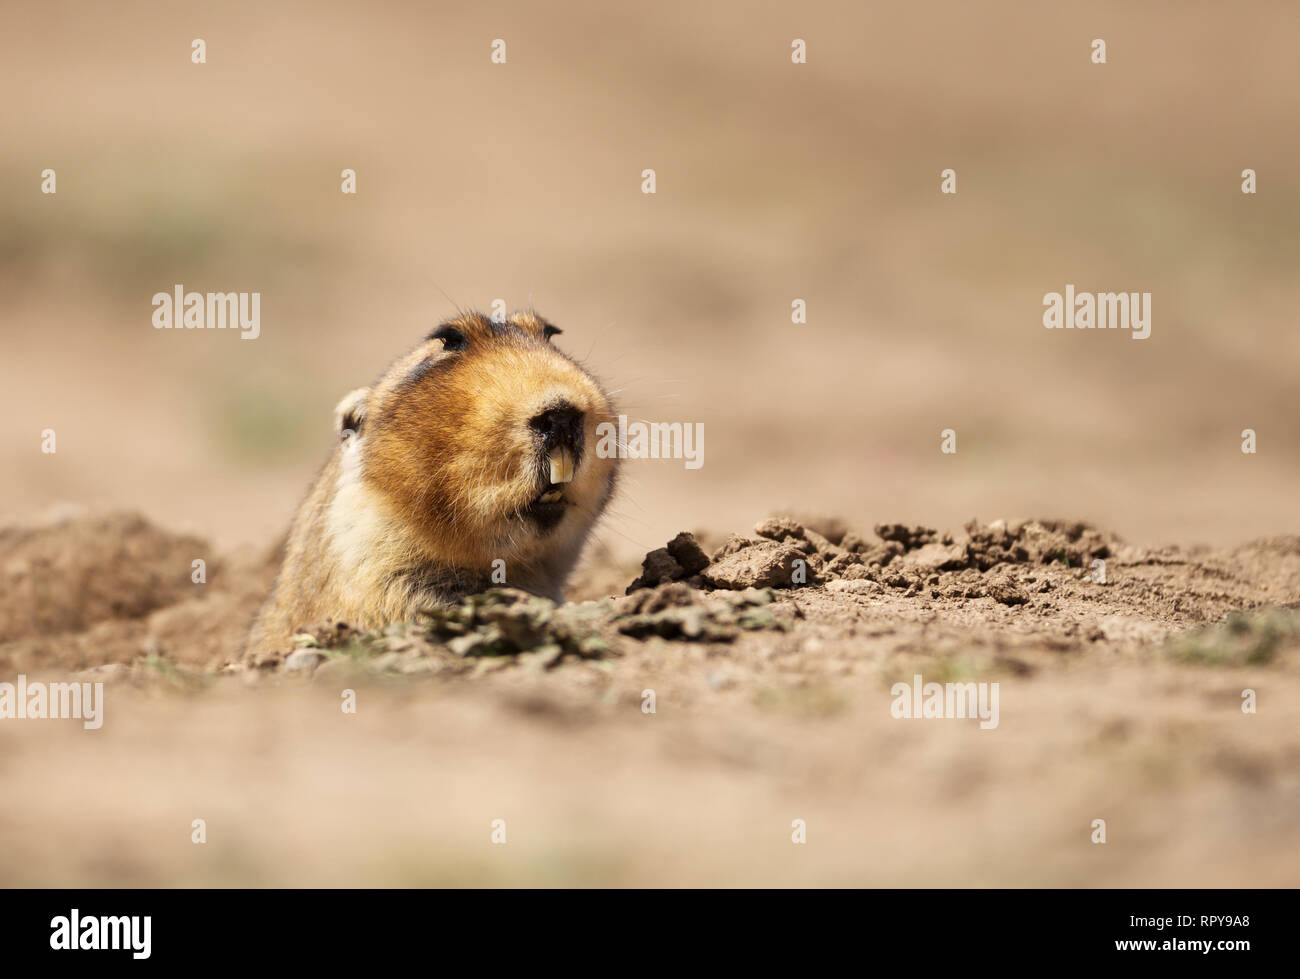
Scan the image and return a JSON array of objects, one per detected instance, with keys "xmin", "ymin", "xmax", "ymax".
[{"xmin": 335, "ymin": 310, "xmax": 618, "ymax": 568}]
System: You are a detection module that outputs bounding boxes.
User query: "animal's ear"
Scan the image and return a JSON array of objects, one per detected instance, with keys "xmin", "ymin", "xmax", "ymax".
[{"xmin": 333, "ymin": 387, "xmax": 370, "ymax": 440}]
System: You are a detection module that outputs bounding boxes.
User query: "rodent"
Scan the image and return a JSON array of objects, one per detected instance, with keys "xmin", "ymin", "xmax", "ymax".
[{"xmin": 243, "ymin": 309, "xmax": 618, "ymax": 664}]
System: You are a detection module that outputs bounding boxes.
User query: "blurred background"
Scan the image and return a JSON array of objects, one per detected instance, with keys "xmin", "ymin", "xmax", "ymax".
[{"xmin": 3, "ymin": 0, "xmax": 1297, "ymax": 560}]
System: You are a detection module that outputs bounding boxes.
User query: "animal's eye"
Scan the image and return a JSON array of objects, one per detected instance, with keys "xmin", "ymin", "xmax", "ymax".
[
  {"xmin": 543, "ymin": 325, "xmax": 562, "ymax": 341},
  {"xmin": 428, "ymin": 325, "xmax": 467, "ymax": 351}
]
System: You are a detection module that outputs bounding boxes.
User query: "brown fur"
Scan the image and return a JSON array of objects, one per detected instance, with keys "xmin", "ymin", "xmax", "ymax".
[{"xmin": 244, "ymin": 310, "xmax": 618, "ymax": 663}]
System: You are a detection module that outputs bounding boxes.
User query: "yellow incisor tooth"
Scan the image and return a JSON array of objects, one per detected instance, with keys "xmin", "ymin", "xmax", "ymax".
[{"xmin": 548, "ymin": 449, "xmax": 575, "ymax": 484}]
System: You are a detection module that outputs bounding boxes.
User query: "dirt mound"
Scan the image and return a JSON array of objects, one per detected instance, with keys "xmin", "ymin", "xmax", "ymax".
[
  {"xmin": 210, "ymin": 514, "xmax": 1299, "ymax": 683},
  {"xmin": 5, "ymin": 511, "xmax": 1299, "ymax": 682},
  {"xmin": 0, "ymin": 510, "xmax": 210, "ymax": 641},
  {"xmin": 0, "ymin": 510, "xmax": 277, "ymax": 674},
  {"xmin": 625, "ymin": 515, "xmax": 1299, "ymax": 626}
]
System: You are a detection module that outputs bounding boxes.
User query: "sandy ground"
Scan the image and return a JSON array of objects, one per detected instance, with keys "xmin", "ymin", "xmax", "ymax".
[
  {"xmin": 1, "ymin": 509, "xmax": 1297, "ymax": 887},
  {"xmin": 2, "ymin": 1, "xmax": 1298, "ymax": 886}
]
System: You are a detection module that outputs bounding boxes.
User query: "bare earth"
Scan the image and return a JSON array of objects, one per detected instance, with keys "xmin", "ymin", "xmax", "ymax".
[{"xmin": 1, "ymin": 509, "xmax": 1297, "ymax": 887}]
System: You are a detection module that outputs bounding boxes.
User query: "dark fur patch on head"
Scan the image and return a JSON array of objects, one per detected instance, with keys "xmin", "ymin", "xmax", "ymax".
[{"xmin": 425, "ymin": 324, "xmax": 468, "ymax": 350}]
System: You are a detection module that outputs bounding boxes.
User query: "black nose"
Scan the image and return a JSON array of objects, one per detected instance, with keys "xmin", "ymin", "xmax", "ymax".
[{"xmin": 530, "ymin": 404, "xmax": 584, "ymax": 449}]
